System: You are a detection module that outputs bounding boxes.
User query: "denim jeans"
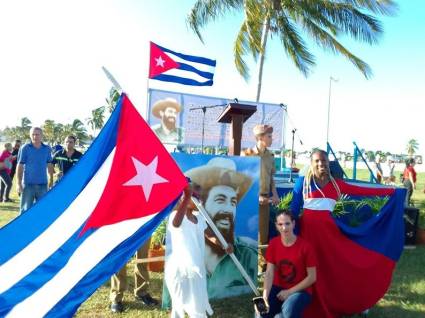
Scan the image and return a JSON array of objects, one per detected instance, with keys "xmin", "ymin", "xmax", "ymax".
[
  {"xmin": 262, "ymin": 285, "xmax": 311, "ymax": 318},
  {"xmin": 0, "ymin": 169, "xmax": 12, "ymax": 200},
  {"xmin": 20, "ymin": 184, "xmax": 47, "ymax": 214}
]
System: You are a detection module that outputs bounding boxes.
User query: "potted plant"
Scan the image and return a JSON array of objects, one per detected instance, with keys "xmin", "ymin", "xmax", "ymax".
[{"xmin": 148, "ymin": 220, "xmax": 167, "ymax": 272}]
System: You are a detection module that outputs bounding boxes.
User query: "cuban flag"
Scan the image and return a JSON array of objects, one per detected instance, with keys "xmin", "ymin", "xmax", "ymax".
[
  {"xmin": 149, "ymin": 41, "xmax": 216, "ymax": 86},
  {"xmin": 0, "ymin": 94, "xmax": 188, "ymax": 317}
]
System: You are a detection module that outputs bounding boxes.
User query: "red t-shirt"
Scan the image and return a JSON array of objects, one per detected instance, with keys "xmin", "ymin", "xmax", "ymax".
[
  {"xmin": 265, "ymin": 236, "xmax": 316, "ymax": 294},
  {"xmin": 403, "ymin": 166, "xmax": 416, "ymax": 183}
]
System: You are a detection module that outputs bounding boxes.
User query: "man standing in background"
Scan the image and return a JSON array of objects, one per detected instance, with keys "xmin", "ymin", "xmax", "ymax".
[
  {"xmin": 242, "ymin": 124, "xmax": 280, "ymax": 271},
  {"xmin": 16, "ymin": 127, "xmax": 54, "ymax": 213},
  {"xmin": 52, "ymin": 135, "xmax": 83, "ymax": 180}
]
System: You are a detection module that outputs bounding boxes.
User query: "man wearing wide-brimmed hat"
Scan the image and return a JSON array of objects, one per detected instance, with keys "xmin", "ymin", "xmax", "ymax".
[
  {"xmin": 242, "ymin": 124, "xmax": 279, "ymax": 269},
  {"xmin": 150, "ymin": 98, "xmax": 184, "ymax": 145},
  {"xmin": 185, "ymin": 157, "xmax": 257, "ymax": 299}
]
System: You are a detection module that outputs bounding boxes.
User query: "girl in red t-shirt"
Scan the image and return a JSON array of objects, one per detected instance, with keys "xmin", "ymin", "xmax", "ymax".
[{"xmin": 261, "ymin": 210, "xmax": 317, "ymax": 318}]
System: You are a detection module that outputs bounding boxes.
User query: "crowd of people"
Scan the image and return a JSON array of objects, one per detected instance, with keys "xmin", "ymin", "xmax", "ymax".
[{"xmin": 0, "ymin": 123, "xmax": 415, "ymax": 318}]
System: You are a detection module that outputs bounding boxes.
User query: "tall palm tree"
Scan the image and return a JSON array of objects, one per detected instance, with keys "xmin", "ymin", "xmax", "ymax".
[
  {"xmin": 406, "ymin": 139, "xmax": 419, "ymax": 157},
  {"xmin": 19, "ymin": 117, "xmax": 32, "ymax": 141},
  {"xmin": 188, "ymin": 0, "xmax": 397, "ymax": 101},
  {"xmin": 86, "ymin": 106, "xmax": 105, "ymax": 138}
]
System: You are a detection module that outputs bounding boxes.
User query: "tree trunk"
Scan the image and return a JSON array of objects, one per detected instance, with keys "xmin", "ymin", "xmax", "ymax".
[{"xmin": 256, "ymin": 16, "xmax": 270, "ymax": 102}]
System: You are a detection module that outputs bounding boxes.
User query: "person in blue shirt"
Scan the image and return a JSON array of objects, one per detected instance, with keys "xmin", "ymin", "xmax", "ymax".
[{"xmin": 16, "ymin": 127, "xmax": 54, "ymax": 213}]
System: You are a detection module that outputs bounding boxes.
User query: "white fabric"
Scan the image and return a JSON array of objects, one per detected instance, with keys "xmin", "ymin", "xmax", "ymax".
[
  {"xmin": 303, "ymin": 198, "xmax": 336, "ymax": 211},
  {"xmin": 165, "ymin": 211, "xmax": 213, "ymax": 318}
]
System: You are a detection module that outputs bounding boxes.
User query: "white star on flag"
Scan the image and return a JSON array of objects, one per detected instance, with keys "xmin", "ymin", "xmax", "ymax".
[
  {"xmin": 123, "ymin": 156, "xmax": 169, "ymax": 201},
  {"xmin": 155, "ymin": 55, "xmax": 165, "ymax": 67}
]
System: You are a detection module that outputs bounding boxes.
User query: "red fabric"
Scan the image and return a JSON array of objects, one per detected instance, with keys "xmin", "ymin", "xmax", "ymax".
[
  {"xmin": 301, "ymin": 180, "xmax": 396, "ymax": 318},
  {"xmin": 149, "ymin": 42, "xmax": 180, "ymax": 78},
  {"xmin": 81, "ymin": 95, "xmax": 188, "ymax": 233},
  {"xmin": 403, "ymin": 166, "xmax": 416, "ymax": 183},
  {"xmin": 265, "ymin": 236, "xmax": 316, "ymax": 294}
]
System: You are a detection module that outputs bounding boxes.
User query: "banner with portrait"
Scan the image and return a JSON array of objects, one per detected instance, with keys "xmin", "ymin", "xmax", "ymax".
[
  {"xmin": 147, "ymin": 88, "xmax": 286, "ymax": 151},
  {"xmin": 161, "ymin": 153, "xmax": 260, "ymax": 308}
]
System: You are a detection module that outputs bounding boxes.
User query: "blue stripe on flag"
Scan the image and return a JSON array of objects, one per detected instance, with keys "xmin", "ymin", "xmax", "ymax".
[
  {"xmin": 0, "ymin": 96, "xmax": 123, "ymax": 264},
  {"xmin": 45, "ymin": 206, "xmax": 176, "ymax": 317},
  {"xmin": 153, "ymin": 74, "xmax": 213, "ymax": 86},
  {"xmin": 177, "ymin": 62, "xmax": 214, "ymax": 79},
  {"xmin": 156, "ymin": 43, "xmax": 216, "ymax": 67}
]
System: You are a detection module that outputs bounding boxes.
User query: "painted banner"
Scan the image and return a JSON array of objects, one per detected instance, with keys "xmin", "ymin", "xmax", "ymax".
[
  {"xmin": 147, "ymin": 88, "xmax": 286, "ymax": 151},
  {"xmin": 162, "ymin": 153, "xmax": 260, "ymax": 308}
]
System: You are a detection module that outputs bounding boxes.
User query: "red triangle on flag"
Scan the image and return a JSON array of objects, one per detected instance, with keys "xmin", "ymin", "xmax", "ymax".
[
  {"xmin": 149, "ymin": 42, "xmax": 180, "ymax": 78},
  {"xmin": 80, "ymin": 95, "xmax": 188, "ymax": 234}
]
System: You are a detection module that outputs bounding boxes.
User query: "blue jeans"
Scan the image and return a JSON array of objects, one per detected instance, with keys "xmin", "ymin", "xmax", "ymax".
[
  {"xmin": 20, "ymin": 184, "xmax": 47, "ymax": 214},
  {"xmin": 262, "ymin": 285, "xmax": 311, "ymax": 318}
]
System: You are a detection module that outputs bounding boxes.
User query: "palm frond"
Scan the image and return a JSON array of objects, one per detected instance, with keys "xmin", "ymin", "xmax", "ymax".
[
  {"xmin": 277, "ymin": 192, "xmax": 293, "ymax": 211},
  {"xmin": 275, "ymin": 14, "xmax": 315, "ymax": 77},
  {"xmin": 234, "ymin": 23, "xmax": 251, "ymax": 79},
  {"xmin": 187, "ymin": 0, "xmax": 244, "ymax": 43},
  {"xmin": 299, "ymin": 19, "xmax": 372, "ymax": 78},
  {"xmin": 342, "ymin": 0, "xmax": 398, "ymax": 16}
]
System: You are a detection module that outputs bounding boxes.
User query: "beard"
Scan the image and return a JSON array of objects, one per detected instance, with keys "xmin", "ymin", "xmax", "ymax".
[
  {"xmin": 162, "ymin": 116, "xmax": 176, "ymax": 130},
  {"xmin": 205, "ymin": 212, "xmax": 235, "ymax": 257}
]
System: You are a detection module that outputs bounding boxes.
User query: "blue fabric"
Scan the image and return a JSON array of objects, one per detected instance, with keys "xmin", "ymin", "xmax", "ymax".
[
  {"xmin": 289, "ymin": 176, "xmax": 405, "ymax": 262},
  {"xmin": 20, "ymin": 184, "xmax": 48, "ymax": 214},
  {"xmin": 0, "ymin": 94, "xmax": 184, "ymax": 317},
  {"xmin": 156, "ymin": 43, "xmax": 216, "ymax": 67},
  {"xmin": 0, "ymin": 97, "xmax": 122, "ymax": 262},
  {"xmin": 17, "ymin": 143, "xmax": 52, "ymax": 185},
  {"xmin": 262, "ymin": 285, "xmax": 311, "ymax": 318},
  {"xmin": 152, "ymin": 42, "xmax": 216, "ymax": 86},
  {"xmin": 153, "ymin": 74, "xmax": 213, "ymax": 86}
]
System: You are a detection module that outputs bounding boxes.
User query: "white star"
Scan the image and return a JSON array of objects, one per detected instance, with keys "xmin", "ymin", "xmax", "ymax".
[
  {"xmin": 123, "ymin": 156, "xmax": 169, "ymax": 201},
  {"xmin": 155, "ymin": 55, "xmax": 165, "ymax": 67}
]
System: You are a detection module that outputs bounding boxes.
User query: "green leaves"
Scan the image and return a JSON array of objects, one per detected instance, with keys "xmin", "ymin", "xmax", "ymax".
[
  {"xmin": 188, "ymin": 0, "xmax": 397, "ymax": 80},
  {"xmin": 333, "ymin": 194, "xmax": 389, "ymax": 219}
]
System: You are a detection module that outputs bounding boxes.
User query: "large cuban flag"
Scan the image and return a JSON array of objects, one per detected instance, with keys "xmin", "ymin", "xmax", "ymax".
[{"xmin": 0, "ymin": 94, "xmax": 188, "ymax": 317}]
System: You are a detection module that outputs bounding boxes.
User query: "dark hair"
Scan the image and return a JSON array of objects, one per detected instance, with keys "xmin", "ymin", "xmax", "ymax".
[
  {"xmin": 15, "ymin": 139, "xmax": 21, "ymax": 143},
  {"xmin": 66, "ymin": 135, "xmax": 77, "ymax": 142},
  {"xmin": 406, "ymin": 158, "xmax": 415, "ymax": 166},
  {"xmin": 310, "ymin": 148, "xmax": 328, "ymax": 160},
  {"xmin": 275, "ymin": 209, "xmax": 295, "ymax": 221}
]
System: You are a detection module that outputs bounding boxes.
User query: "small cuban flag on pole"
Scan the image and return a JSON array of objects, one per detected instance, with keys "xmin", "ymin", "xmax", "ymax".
[{"xmin": 149, "ymin": 42, "xmax": 216, "ymax": 86}]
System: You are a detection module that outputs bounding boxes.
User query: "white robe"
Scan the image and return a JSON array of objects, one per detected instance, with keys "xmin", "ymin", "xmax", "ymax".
[{"xmin": 164, "ymin": 211, "xmax": 213, "ymax": 318}]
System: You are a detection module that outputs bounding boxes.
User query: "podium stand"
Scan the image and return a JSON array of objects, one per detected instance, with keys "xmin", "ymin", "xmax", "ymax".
[{"xmin": 217, "ymin": 103, "xmax": 257, "ymax": 156}]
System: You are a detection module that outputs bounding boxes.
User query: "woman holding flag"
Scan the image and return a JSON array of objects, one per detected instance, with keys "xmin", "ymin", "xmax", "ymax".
[{"xmin": 290, "ymin": 149, "xmax": 396, "ymax": 318}]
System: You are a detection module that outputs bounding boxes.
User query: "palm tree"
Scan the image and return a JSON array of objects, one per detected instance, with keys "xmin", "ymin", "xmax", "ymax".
[
  {"xmin": 187, "ymin": 0, "xmax": 397, "ymax": 101},
  {"xmin": 70, "ymin": 119, "xmax": 89, "ymax": 145},
  {"xmin": 86, "ymin": 106, "xmax": 105, "ymax": 138},
  {"xmin": 406, "ymin": 139, "xmax": 419, "ymax": 157},
  {"xmin": 18, "ymin": 117, "xmax": 32, "ymax": 141},
  {"xmin": 105, "ymin": 87, "xmax": 121, "ymax": 113},
  {"xmin": 42, "ymin": 119, "xmax": 57, "ymax": 145}
]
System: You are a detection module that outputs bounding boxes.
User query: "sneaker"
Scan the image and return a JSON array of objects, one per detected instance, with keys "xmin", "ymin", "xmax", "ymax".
[
  {"xmin": 135, "ymin": 293, "xmax": 158, "ymax": 306},
  {"xmin": 110, "ymin": 301, "xmax": 124, "ymax": 313},
  {"xmin": 4, "ymin": 198, "xmax": 14, "ymax": 203}
]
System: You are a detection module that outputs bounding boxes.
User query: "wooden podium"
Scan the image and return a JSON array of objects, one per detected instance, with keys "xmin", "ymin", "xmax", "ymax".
[{"xmin": 217, "ymin": 103, "xmax": 257, "ymax": 156}]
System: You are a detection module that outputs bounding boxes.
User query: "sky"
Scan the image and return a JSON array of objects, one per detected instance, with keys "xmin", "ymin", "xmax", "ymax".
[{"xmin": 0, "ymin": 0, "xmax": 424, "ymax": 156}]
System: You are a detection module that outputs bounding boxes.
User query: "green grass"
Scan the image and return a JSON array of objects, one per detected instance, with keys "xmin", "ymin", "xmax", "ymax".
[{"xmin": 1, "ymin": 170, "xmax": 425, "ymax": 317}]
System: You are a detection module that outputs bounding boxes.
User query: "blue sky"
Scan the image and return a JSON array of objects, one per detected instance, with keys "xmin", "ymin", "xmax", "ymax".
[{"xmin": 0, "ymin": 0, "xmax": 424, "ymax": 156}]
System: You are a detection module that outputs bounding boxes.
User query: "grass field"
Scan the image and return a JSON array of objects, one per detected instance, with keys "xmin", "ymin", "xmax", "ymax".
[{"xmin": 1, "ymin": 169, "xmax": 424, "ymax": 317}]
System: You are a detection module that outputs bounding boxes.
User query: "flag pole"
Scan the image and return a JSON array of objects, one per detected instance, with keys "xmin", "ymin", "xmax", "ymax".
[
  {"xmin": 191, "ymin": 196, "xmax": 260, "ymax": 296},
  {"xmin": 102, "ymin": 66, "xmax": 123, "ymax": 93}
]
